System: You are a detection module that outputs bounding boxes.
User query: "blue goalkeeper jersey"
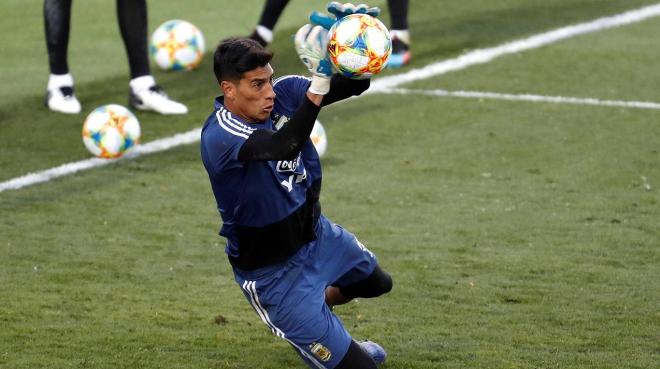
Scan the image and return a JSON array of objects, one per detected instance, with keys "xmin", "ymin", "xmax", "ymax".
[{"xmin": 200, "ymin": 75, "xmax": 323, "ymax": 270}]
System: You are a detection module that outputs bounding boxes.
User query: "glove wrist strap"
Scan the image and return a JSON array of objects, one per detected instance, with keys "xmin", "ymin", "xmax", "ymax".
[{"xmin": 309, "ymin": 75, "xmax": 331, "ymax": 95}]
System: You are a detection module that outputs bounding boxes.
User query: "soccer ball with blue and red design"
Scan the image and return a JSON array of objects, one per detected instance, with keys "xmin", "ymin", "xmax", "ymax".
[
  {"xmin": 328, "ymin": 13, "xmax": 392, "ymax": 79},
  {"xmin": 150, "ymin": 20, "xmax": 205, "ymax": 71},
  {"xmin": 310, "ymin": 120, "xmax": 327, "ymax": 158},
  {"xmin": 82, "ymin": 104, "xmax": 141, "ymax": 159}
]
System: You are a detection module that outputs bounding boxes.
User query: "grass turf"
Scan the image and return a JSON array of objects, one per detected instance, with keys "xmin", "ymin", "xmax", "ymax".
[{"xmin": 1, "ymin": 1, "xmax": 659, "ymax": 368}]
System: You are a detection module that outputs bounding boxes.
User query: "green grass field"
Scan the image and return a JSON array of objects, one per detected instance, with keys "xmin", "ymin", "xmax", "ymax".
[{"xmin": 1, "ymin": 1, "xmax": 659, "ymax": 368}]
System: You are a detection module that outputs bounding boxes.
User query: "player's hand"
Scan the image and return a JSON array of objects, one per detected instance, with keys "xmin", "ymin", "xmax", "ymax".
[
  {"xmin": 294, "ymin": 24, "xmax": 333, "ymax": 95},
  {"xmin": 310, "ymin": 2, "xmax": 381, "ymax": 30}
]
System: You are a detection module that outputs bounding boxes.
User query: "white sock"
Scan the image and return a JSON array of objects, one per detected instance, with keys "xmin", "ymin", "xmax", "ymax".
[
  {"xmin": 390, "ymin": 30, "xmax": 410, "ymax": 45},
  {"xmin": 256, "ymin": 25, "xmax": 274, "ymax": 44},
  {"xmin": 130, "ymin": 75, "xmax": 156, "ymax": 94},
  {"xmin": 48, "ymin": 73, "xmax": 74, "ymax": 91}
]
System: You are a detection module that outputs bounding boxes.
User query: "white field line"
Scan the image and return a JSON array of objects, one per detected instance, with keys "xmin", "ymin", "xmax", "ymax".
[
  {"xmin": 383, "ymin": 88, "xmax": 660, "ymax": 110},
  {"xmin": 0, "ymin": 129, "xmax": 201, "ymax": 193},
  {"xmin": 2, "ymin": 3, "xmax": 660, "ymax": 193},
  {"xmin": 369, "ymin": 3, "xmax": 660, "ymax": 93}
]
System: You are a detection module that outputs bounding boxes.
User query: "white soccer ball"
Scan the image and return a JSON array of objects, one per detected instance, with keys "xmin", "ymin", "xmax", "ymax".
[
  {"xmin": 150, "ymin": 19, "xmax": 205, "ymax": 71},
  {"xmin": 328, "ymin": 13, "xmax": 392, "ymax": 79},
  {"xmin": 82, "ymin": 104, "xmax": 141, "ymax": 159},
  {"xmin": 310, "ymin": 120, "xmax": 327, "ymax": 158}
]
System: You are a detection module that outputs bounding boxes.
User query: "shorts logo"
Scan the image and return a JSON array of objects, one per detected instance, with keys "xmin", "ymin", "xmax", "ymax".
[{"xmin": 309, "ymin": 342, "xmax": 332, "ymax": 362}]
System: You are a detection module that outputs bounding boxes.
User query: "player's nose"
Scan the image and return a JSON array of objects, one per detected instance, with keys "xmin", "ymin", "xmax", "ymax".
[{"xmin": 265, "ymin": 83, "xmax": 276, "ymax": 100}]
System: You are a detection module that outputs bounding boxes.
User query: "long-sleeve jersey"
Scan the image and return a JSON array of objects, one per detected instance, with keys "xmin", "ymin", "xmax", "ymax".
[{"xmin": 200, "ymin": 74, "xmax": 368, "ymax": 270}]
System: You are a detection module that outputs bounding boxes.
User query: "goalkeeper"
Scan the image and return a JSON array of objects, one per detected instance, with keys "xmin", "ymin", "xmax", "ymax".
[{"xmin": 200, "ymin": 3, "xmax": 393, "ymax": 368}]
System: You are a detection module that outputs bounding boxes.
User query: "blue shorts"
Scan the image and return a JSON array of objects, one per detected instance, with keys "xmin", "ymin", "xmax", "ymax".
[{"xmin": 232, "ymin": 215, "xmax": 378, "ymax": 369}]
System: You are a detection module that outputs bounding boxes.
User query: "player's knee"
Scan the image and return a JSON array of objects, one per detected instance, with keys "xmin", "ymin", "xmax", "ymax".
[
  {"xmin": 376, "ymin": 270, "xmax": 393, "ymax": 295},
  {"xmin": 340, "ymin": 265, "xmax": 393, "ymax": 299},
  {"xmin": 370, "ymin": 268, "xmax": 392, "ymax": 296}
]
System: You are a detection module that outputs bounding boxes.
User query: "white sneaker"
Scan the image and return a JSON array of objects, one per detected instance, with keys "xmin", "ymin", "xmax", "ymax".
[
  {"xmin": 129, "ymin": 85, "xmax": 188, "ymax": 115},
  {"xmin": 45, "ymin": 86, "xmax": 82, "ymax": 114}
]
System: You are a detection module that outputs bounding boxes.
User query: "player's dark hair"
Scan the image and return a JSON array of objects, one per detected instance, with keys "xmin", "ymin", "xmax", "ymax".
[{"xmin": 213, "ymin": 37, "xmax": 273, "ymax": 83}]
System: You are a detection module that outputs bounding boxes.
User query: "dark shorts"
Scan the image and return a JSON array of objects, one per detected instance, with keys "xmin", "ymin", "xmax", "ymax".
[{"xmin": 233, "ymin": 214, "xmax": 378, "ymax": 368}]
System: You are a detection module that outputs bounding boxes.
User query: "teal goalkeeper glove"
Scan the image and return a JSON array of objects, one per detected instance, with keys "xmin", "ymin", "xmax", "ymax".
[
  {"xmin": 294, "ymin": 24, "xmax": 334, "ymax": 95},
  {"xmin": 310, "ymin": 2, "xmax": 381, "ymax": 30}
]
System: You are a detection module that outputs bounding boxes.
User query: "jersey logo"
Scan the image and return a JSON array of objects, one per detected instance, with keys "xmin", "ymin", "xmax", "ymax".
[
  {"xmin": 276, "ymin": 155, "xmax": 307, "ymax": 192},
  {"xmin": 309, "ymin": 342, "xmax": 332, "ymax": 362},
  {"xmin": 273, "ymin": 114, "xmax": 290, "ymax": 130},
  {"xmin": 276, "ymin": 156, "xmax": 303, "ymax": 174}
]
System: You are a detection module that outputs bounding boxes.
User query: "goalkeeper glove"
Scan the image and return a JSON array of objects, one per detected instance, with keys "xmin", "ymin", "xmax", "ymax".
[
  {"xmin": 310, "ymin": 2, "xmax": 381, "ymax": 30},
  {"xmin": 294, "ymin": 24, "xmax": 333, "ymax": 95}
]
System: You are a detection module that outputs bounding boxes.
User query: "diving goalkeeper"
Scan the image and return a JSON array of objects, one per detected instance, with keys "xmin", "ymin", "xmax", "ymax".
[{"xmin": 200, "ymin": 3, "xmax": 393, "ymax": 368}]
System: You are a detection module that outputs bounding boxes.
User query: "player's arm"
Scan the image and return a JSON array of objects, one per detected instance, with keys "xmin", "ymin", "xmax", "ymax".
[
  {"xmin": 238, "ymin": 24, "xmax": 331, "ymax": 162},
  {"xmin": 322, "ymin": 75, "xmax": 370, "ymax": 106},
  {"xmin": 238, "ymin": 95, "xmax": 321, "ymax": 161}
]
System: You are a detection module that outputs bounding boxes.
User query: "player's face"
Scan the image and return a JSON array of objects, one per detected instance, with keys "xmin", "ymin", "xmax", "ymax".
[{"xmin": 225, "ymin": 64, "xmax": 276, "ymax": 123}]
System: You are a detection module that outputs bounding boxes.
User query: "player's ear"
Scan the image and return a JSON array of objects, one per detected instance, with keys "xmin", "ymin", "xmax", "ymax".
[{"xmin": 220, "ymin": 80, "xmax": 235, "ymax": 100}]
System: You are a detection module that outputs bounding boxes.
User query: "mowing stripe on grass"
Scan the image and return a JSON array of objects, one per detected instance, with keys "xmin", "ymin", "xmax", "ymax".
[
  {"xmin": 383, "ymin": 88, "xmax": 660, "ymax": 110},
  {"xmin": 2, "ymin": 3, "xmax": 660, "ymax": 193},
  {"xmin": 369, "ymin": 3, "xmax": 660, "ymax": 92}
]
